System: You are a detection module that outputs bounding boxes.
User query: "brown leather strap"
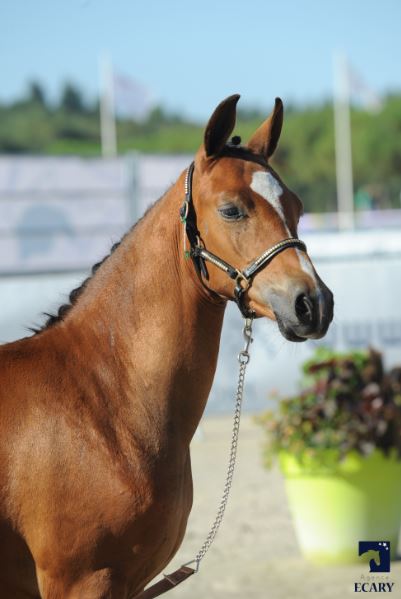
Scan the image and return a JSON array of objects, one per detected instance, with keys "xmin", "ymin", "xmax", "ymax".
[{"xmin": 133, "ymin": 566, "xmax": 196, "ymax": 599}]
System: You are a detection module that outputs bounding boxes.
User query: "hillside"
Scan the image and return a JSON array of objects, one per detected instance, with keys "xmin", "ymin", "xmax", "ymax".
[{"xmin": 1, "ymin": 82, "xmax": 400, "ymax": 212}]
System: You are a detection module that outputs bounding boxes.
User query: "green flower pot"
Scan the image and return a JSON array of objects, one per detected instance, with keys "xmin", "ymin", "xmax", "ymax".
[{"xmin": 279, "ymin": 449, "xmax": 401, "ymax": 564}]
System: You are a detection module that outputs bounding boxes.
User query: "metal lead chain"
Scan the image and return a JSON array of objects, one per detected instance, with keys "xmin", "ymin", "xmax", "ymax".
[{"xmin": 183, "ymin": 316, "xmax": 254, "ymax": 573}]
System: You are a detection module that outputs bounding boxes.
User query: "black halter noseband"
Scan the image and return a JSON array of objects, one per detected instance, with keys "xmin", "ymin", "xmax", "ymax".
[{"xmin": 180, "ymin": 161, "xmax": 307, "ymax": 318}]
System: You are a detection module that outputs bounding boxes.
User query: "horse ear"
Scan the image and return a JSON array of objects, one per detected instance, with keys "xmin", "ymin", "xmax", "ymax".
[
  {"xmin": 203, "ymin": 94, "xmax": 240, "ymax": 157},
  {"xmin": 247, "ymin": 97, "xmax": 284, "ymax": 159}
]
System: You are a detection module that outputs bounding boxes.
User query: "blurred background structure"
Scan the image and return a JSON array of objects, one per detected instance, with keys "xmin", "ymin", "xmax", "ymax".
[{"xmin": 1, "ymin": 0, "xmax": 401, "ymax": 596}]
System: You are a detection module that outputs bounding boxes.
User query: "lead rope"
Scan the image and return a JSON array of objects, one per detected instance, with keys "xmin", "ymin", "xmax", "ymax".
[
  {"xmin": 133, "ymin": 317, "xmax": 254, "ymax": 599},
  {"xmin": 184, "ymin": 315, "xmax": 254, "ymax": 571}
]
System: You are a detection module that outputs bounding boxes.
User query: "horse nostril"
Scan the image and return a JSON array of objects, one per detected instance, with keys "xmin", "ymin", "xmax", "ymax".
[{"xmin": 295, "ymin": 293, "xmax": 315, "ymax": 325}]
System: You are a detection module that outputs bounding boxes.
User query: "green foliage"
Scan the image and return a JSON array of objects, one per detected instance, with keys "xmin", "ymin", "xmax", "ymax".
[
  {"xmin": 28, "ymin": 81, "xmax": 47, "ymax": 109},
  {"xmin": 60, "ymin": 83, "xmax": 86, "ymax": 114},
  {"xmin": 257, "ymin": 348, "xmax": 401, "ymax": 468},
  {"xmin": 1, "ymin": 81, "xmax": 401, "ymax": 212}
]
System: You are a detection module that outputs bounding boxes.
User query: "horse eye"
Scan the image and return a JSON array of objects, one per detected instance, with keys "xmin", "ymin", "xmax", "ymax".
[{"xmin": 218, "ymin": 204, "xmax": 244, "ymax": 220}]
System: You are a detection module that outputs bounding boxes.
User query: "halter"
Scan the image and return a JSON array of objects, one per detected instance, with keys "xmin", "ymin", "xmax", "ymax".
[{"xmin": 180, "ymin": 161, "xmax": 307, "ymax": 318}]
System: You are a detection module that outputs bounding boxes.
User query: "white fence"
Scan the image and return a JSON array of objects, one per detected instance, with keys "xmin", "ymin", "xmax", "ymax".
[{"xmin": 0, "ymin": 154, "xmax": 190, "ymax": 274}]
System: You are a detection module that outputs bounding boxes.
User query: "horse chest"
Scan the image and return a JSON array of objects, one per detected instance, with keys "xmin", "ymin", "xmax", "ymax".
[
  {"xmin": 130, "ymin": 454, "xmax": 193, "ymax": 544},
  {"xmin": 114, "ymin": 454, "xmax": 193, "ymax": 585}
]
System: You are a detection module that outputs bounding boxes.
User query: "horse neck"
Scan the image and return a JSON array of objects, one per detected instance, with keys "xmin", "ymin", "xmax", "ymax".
[{"xmin": 63, "ymin": 171, "xmax": 226, "ymax": 446}]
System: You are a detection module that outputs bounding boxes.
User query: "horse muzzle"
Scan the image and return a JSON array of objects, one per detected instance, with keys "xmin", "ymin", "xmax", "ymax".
[{"xmin": 265, "ymin": 279, "xmax": 334, "ymax": 343}]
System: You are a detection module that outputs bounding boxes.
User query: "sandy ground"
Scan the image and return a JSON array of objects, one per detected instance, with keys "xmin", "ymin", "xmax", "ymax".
[{"xmin": 157, "ymin": 415, "xmax": 401, "ymax": 599}]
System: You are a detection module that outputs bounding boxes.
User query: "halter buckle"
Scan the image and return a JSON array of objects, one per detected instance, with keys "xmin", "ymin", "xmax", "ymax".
[{"xmin": 234, "ymin": 270, "xmax": 250, "ymax": 291}]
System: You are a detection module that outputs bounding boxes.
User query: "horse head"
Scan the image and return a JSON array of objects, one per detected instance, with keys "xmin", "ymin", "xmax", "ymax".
[{"xmin": 188, "ymin": 94, "xmax": 333, "ymax": 341}]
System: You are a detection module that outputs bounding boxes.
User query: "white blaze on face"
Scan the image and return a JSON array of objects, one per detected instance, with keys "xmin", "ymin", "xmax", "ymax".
[
  {"xmin": 250, "ymin": 169, "xmax": 317, "ymax": 284},
  {"xmin": 296, "ymin": 249, "xmax": 317, "ymax": 284},
  {"xmin": 250, "ymin": 171, "xmax": 290, "ymax": 235}
]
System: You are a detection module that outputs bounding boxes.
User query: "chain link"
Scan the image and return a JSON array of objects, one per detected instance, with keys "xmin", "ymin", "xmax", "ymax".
[{"xmin": 183, "ymin": 316, "xmax": 254, "ymax": 572}]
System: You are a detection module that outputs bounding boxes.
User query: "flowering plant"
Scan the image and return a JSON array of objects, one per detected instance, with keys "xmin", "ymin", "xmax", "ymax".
[{"xmin": 258, "ymin": 347, "xmax": 401, "ymax": 467}]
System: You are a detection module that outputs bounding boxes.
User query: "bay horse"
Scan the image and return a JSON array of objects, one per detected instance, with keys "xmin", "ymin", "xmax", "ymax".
[{"xmin": 0, "ymin": 95, "xmax": 333, "ymax": 598}]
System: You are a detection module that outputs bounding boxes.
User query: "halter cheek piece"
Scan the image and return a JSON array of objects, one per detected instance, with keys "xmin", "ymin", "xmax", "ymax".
[{"xmin": 180, "ymin": 161, "xmax": 307, "ymax": 319}]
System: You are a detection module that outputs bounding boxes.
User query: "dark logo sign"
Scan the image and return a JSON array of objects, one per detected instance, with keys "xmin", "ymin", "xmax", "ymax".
[{"xmin": 358, "ymin": 542, "xmax": 391, "ymax": 573}]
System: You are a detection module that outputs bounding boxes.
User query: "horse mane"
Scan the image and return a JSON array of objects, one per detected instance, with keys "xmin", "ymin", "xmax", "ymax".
[
  {"xmin": 31, "ymin": 239, "xmax": 124, "ymax": 335},
  {"xmin": 31, "ymin": 198, "xmax": 162, "ymax": 335}
]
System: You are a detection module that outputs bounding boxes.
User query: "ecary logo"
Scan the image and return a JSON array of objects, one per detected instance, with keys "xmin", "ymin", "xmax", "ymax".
[
  {"xmin": 358, "ymin": 542, "xmax": 391, "ymax": 573},
  {"xmin": 354, "ymin": 542, "xmax": 394, "ymax": 593}
]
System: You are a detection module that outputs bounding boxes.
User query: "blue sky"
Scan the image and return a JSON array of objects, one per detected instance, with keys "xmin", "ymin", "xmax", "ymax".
[{"xmin": 1, "ymin": 0, "xmax": 400, "ymax": 120}]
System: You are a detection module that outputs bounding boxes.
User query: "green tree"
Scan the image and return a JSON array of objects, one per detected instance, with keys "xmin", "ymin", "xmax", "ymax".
[
  {"xmin": 60, "ymin": 83, "xmax": 85, "ymax": 114},
  {"xmin": 28, "ymin": 81, "xmax": 47, "ymax": 109}
]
